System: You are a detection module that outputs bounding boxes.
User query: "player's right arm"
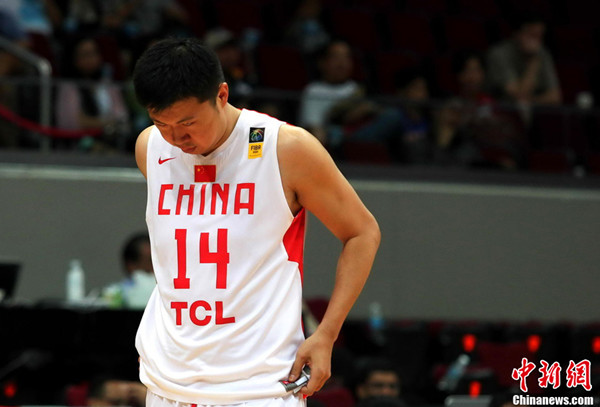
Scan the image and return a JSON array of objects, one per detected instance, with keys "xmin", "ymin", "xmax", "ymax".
[{"xmin": 135, "ymin": 126, "xmax": 153, "ymax": 179}]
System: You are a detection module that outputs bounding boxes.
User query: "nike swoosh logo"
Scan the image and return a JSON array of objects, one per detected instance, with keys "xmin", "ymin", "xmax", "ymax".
[{"xmin": 158, "ymin": 157, "xmax": 176, "ymax": 165}]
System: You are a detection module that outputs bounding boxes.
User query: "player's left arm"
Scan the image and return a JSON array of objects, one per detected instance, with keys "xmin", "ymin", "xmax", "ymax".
[{"xmin": 278, "ymin": 124, "xmax": 381, "ymax": 396}]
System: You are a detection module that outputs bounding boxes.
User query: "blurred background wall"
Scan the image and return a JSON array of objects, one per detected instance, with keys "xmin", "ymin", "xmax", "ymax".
[{"xmin": 2, "ymin": 164, "xmax": 598, "ymax": 321}]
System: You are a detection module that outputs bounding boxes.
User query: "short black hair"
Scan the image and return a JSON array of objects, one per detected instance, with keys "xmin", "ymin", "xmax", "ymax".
[
  {"xmin": 452, "ymin": 51, "xmax": 484, "ymax": 74},
  {"xmin": 133, "ymin": 37, "xmax": 225, "ymax": 111},
  {"xmin": 394, "ymin": 66, "xmax": 425, "ymax": 91},
  {"xmin": 512, "ymin": 12, "xmax": 546, "ymax": 31},
  {"xmin": 121, "ymin": 232, "xmax": 149, "ymax": 272},
  {"xmin": 315, "ymin": 38, "xmax": 351, "ymax": 61},
  {"xmin": 354, "ymin": 357, "xmax": 401, "ymax": 387}
]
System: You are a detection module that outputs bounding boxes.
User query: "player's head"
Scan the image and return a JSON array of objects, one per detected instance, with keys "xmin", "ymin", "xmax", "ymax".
[
  {"xmin": 354, "ymin": 358, "xmax": 401, "ymax": 400},
  {"xmin": 316, "ymin": 39, "xmax": 354, "ymax": 84},
  {"xmin": 512, "ymin": 13, "xmax": 546, "ymax": 54},
  {"xmin": 133, "ymin": 37, "xmax": 225, "ymax": 112},
  {"xmin": 122, "ymin": 232, "xmax": 153, "ymax": 276}
]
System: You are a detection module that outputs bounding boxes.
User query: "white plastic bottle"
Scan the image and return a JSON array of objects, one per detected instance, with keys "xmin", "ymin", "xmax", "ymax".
[
  {"xmin": 368, "ymin": 301, "xmax": 386, "ymax": 346},
  {"xmin": 438, "ymin": 353, "xmax": 471, "ymax": 392},
  {"xmin": 66, "ymin": 259, "xmax": 85, "ymax": 304}
]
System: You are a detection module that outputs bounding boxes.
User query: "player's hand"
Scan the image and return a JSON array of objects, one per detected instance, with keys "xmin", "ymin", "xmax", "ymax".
[{"xmin": 288, "ymin": 330, "xmax": 334, "ymax": 396}]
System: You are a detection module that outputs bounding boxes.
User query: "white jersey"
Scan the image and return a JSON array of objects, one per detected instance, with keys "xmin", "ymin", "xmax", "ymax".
[{"xmin": 136, "ymin": 109, "xmax": 306, "ymax": 404}]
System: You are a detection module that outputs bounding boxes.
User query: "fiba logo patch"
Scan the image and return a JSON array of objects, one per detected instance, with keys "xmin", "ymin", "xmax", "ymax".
[
  {"xmin": 248, "ymin": 127, "xmax": 264, "ymax": 159},
  {"xmin": 249, "ymin": 127, "xmax": 265, "ymax": 143}
]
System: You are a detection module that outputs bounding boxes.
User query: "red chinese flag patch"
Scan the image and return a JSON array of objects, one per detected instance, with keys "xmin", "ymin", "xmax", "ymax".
[{"xmin": 194, "ymin": 165, "xmax": 216, "ymax": 182}]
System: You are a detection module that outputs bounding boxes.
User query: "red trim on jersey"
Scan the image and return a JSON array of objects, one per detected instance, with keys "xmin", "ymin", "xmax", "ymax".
[{"xmin": 283, "ymin": 208, "xmax": 306, "ymax": 282}]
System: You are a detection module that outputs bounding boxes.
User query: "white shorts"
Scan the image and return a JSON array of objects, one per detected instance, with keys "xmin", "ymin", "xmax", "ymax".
[{"xmin": 146, "ymin": 391, "xmax": 306, "ymax": 407}]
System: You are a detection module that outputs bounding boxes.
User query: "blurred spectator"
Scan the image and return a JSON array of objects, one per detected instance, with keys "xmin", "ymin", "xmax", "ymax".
[
  {"xmin": 54, "ymin": 35, "xmax": 130, "ymax": 151},
  {"xmin": 298, "ymin": 40, "xmax": 361, "ymax": 143},
  {"xmin": 0, "ymin": 0, "xmax": 63, "ymax": 37},
  {"xmin": 99, "ymin": 0, "xmax": 189, "ymax": 63},
  {"xmin": 102, "ymin": 232, "xmax": 155, "ymax": 309},
  {"xmin": 430, "ymin": 53, "xmax": 488, "ymax": 167},
  {"xmin": 0, "ymin": 8, "xmax": 29, "ymax": 76},
  {"xmin": 58, "ymin": 0, "xmax": 103, "ymax": 35},
  {"xmin": 101, "ymin": 0, "xmax": 187, "ymax": 35},
  {"xmin": 203, "ymin": 27, "xmax": 254, "ymax": 106},
  {"xmin": 392, "ymin": 68, "xmax": 432, "ymax": 164},
  {"xmin": 486, "ymin": 13, "xmax": 561, "ymax": 106},
  {"xmin": 430, "ymin": 98, "xmax": 481, "ymax": 167},
  {"xmin": 0, "ymin": 9, "xmax": 29, "ymax": 148},
  {"xmin": 285, "ymin": 0, "xmax": 330, "ymax": 54},
  {"xmin": 432, "ymin": 52, "xmax": 526, "ymax": 169},
  {"xmin": 353, "ymin": 357, "xmax": 403, "ymax": 401},
  {"xmin": 87, "ymin": 376, "xmax": 146, "ymax": 407},
  {"xmin": 298, "ymin": 40, "xmax": 402, "ymax": 151},
  {"xmin": 453, "ymin": 51, "xmax": 493, "ymax": 105}
]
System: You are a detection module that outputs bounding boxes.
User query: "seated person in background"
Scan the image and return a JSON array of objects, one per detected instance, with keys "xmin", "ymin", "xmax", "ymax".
[
  {"xmin": 486, "ymin": 13, "xmax": 561, "ymax": 106},
  {"xmin": 430, "ymin": 98, "xmax": 481, "ymax": 168},
  {"xmin": 298, "ymin": 39, "xmax": 366, "ymax": 145},
  {"xmin": 87, "ymin": 376, "xmax": 146, "ymax": 407},
  {"xmin": 392, "ymin": 68, "xmax": 432, "ymax": 164},
  {"xmin": 432, "ymin": 52, "xmax": 526, "ymax": 169},
  {"xmin": 55, "ymin": 34, "xmax": 130, "ymax": 151},
  {"xmin": 103, "ymin": 232, "xmax": 155, "ymax": 309},
  {"xmin": 0, "ymin": 0, "xmax": 63, "ymax": 37},
  {"xmin": 353, "ymin": 357, "xmax": 404, "ymax": 402},
  {"xmin": 285, "ymin": 0, "xmax": 330, "ymax": 54},
  {"xmin": 298, "ymin": 40, "xmax": 403, "ymax": 154},
  {"xmin": 453, "ymin": 51, "xmax": 494, "ymax": 105},
  {"xmin": 203, "ymin": 27, "xmax": 254, "ymax": 106}
]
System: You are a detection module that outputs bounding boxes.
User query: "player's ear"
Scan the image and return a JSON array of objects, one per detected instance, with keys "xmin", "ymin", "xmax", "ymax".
[{"xmin": 216, "ymin": 82, "xmax": 229, "ymax": 107}]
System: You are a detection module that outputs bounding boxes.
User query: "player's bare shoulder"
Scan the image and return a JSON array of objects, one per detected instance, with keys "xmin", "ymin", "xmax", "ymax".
[
  {"xmin": 277, "ymin": 124, "xmax": 327, "ymax": 181},
  {"xmin": 277, "ymin": 124, "xmax": 330, "ymax": 166},
  {"xmin": 277, "ymin": 124, "xmax": 342, "ymax": 211},
  {"xmin": 135, "ymin": 126, "xmax": 154, "ymax": 179}
]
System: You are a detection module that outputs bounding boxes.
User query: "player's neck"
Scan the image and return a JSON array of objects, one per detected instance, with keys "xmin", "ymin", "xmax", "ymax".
[
  {"xmin": 224, "ymin": 104, "xmax": 242, "ymax": 138},
  {"xmin": 202, "ymin": 104, "xmax": 242, "ymax": 156}
]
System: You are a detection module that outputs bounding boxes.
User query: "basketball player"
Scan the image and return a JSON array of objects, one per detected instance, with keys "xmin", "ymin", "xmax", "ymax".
[{"xmin": 132, "ymin": 38, "xmax": 380, "ymax": 407}]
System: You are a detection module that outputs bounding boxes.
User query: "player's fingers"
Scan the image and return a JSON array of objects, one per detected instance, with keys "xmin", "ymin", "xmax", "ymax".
[
  {"xmin": 299, "ymin": 365, "xmax": 330, "ymax": 396},
  {"xmin": 288, "ymin": 355, "xmax": 306, "ymax": 382}
]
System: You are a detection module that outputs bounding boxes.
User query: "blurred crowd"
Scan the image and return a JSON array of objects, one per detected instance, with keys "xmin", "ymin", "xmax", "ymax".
[{"xmin": 0, "ymin": 0, "xmax": 599, "ymax": 173}]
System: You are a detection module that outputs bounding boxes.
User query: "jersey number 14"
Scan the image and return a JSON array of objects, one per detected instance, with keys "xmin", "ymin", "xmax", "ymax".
[{"xmin": 173, "ymin": 228, "xmax": 229, "ymax": 290}]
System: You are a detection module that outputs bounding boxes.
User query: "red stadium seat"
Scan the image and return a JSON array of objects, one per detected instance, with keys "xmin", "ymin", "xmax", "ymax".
[
  {"xmin": 175, "ymin": 0, "xmax": 207, "ymax": 38},
  {"xmin": 387, "ymin": 12, "xmax": 438, "ymax": 57},
  {"xmin": 405, "ymin": 0, "xmax": 448, "ymax": 15},
  {"xmin": 255, "ymin": 45, "xmax": 309, "ymax": 91},
  {"xmin": 28, "ymin": 33, "xmax": 58, "ymax": 75},
  {"xmin": 214, "ymin": 0, "xmax": 265, "ymax": 36},
  {"xmin": 477, "ymin": 341, "xmax": 540, "ymax": 392},
  {"xmin": 94, "ymin": 34, "xmax": 127, "ymax": 80},
  {"xmin": 311, "ymin": 386, "xmax": 355, "ymax": 407},
  {"xmin": 342, "ymin": 140, "xmax": 392, "ymax": 165},
  {"xmin": 372, "ymin": 50, "xmax": 420, "ymax": 94},
  {"xmin": 456, "ymin": 0, "xmax": 501, "ymax": 18},
  {"xmin": 65, "ymin": 382, "xmax": 89, "ymax": 406},
  {"xmin": 329, "ymin": 7, "xmax": 383, "ymax": 52},
  {"xmin": 586, "ymin": 153, "xmax": 600, "ymax": 175},
  {"xmin": 552, "ymin": 26, "xmax": 597, "ymax": 64},
  {"xmin": 441, "ymin": 15, "xmax": 489, "ymax": 53},
  {"xmin": 528, "ymin": 150, "xmax": 571, "ymax": 173},
  {"xmin": 555, "ymin": 62, "xmax": 592, "ymax": 105}
]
